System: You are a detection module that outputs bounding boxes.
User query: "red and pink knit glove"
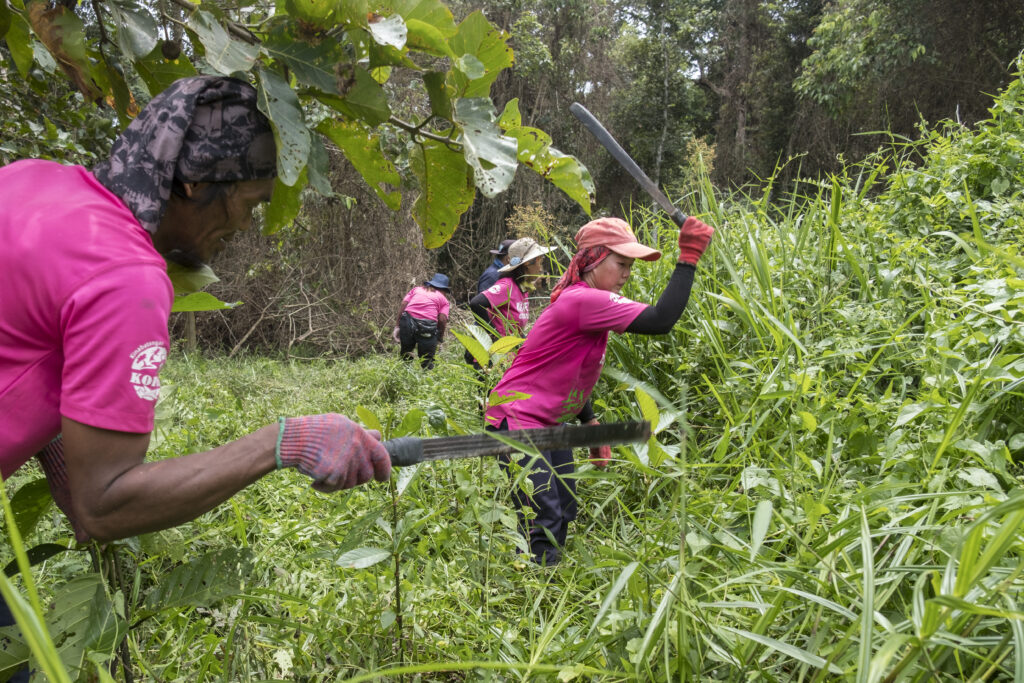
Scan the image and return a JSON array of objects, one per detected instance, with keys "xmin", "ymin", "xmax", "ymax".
[
  {"xmin": 677, "ymin": 216, "xmax": 715, "ymax": 265},
  {"xmin": 35, "ymin": 437, "xmax": 90, "ymax": 543},
  {"xmin": 585, "ymin": 419, "xmax": 612, "ymax": 468},
  {"xmin": 276, "ymin": 414, "xmax": 392, "ymax": 492}
]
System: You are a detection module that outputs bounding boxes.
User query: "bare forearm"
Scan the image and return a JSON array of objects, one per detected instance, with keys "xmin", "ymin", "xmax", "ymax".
[{"xmin": 67, "ymin": 421, "xmax": 278, "ymax": 542}]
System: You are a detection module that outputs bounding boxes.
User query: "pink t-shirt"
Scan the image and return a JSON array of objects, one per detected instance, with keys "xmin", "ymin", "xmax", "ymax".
[
  {"xmin": 485, "ymin": 282, "xmax": 648, "ymax": 429},
  {"xmin": 0, "ymin": 160, "xmax": 174, "ymax": 478},
  {"xmin": 402, "ymin": 286, "xmax": 450, "ymax": 321},
  {"xmin": 481, "ymin": 277, "xmax": 528, "ymax": 337}
]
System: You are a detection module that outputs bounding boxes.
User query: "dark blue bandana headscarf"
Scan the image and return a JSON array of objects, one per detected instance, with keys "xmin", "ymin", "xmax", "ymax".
[{"xmin": 93, "ymin": 76, "xmax": 277, "ymax": 234}]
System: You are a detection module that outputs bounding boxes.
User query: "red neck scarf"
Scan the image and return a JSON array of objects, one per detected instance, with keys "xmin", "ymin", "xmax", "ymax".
[{"xmin": 550, "ymin": 246, "xmax": 610, "ymax": 303}]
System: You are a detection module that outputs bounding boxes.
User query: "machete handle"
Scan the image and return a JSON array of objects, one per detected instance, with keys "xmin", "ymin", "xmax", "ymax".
[{"xmin": 383, "ymin": 436, "xmax": 424, "ymax": 467}]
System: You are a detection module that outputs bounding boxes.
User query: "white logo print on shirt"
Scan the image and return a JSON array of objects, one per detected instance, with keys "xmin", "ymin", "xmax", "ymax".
[{"xmin": 129, "ymin": 341, "xmax": 167, "ymax": 401}]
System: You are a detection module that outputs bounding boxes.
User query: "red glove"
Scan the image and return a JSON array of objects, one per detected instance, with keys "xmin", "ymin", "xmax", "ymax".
[
  {"xmin": 585, "ymin": 419, "xmax": 612, "ymax": 468},
  {"xmin": 277, "ymin": 414, "xmax": 392, "ymax": 492},
  {"xmin": 677, "ymin": 216, "xmax": 714, "ymax": 265},
  {"xmin": 35, "ymin": 437, "xmax": 90, "ymax": 543}
]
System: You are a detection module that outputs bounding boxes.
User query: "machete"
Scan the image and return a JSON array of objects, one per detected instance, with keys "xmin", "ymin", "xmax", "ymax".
[
  {"xmin": 569, "ymin": 102, "xmax": 688, "ymax": 228},
  {"xmin": 382, "ymin": 420, "xmax": 651, "ymax": 467}
]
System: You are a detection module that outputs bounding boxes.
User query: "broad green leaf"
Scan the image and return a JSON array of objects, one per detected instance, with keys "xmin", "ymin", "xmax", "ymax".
[
  {"xmin": 498, "ymin": 99, "xmax": 594, "ymax": 214},
  {"xmin": 406, "ymin": 18, "xmax": 453, "ymax": 57},
  {"xmin": 343, "ymin": 67, "xmax": 391, "ymax": 126},
  {"xmin": 894, "ymin": 401, "xmax": 931, "ymax": 428},
  {"xmin": 956, "ymin": 467, "xmax": 1001, "ymax": 491},
  {"xmin": 3, "ymin": 544, "xmax": 72, "ymax": 578},
  {"xmin": 455, "ymin": 53, "xmax": 484, "ymax": 80},
  {"xmin": 355, "ymin": 406, "xmax": 383, "ymax": 433},
  {"xmin": 140, "ymin": 548, "xmax": 254, "ymax": 617},
  {"xmin": 262, "ymin": 25, "xmax": 344, "ymax": 95},
  {"xmin": 446, "ymin": 11, "xmax": 512, "ymax": 98},
  {"xmin": 10, "ymin": 479, "xmax": 52, "ymax": 540},
  {"xmin": 317, "ymin": 119, "xmax": 401, "ymax": 210},
  {"xmin": 634, "ymin": 387, "xmax": 659, "ymax": 429},
  {"xmin": 50, "ymin": 574, "xmax": 127, "ymax": 678},
  {"xmin": 281, "ymin": 0, "xmax": 339, "ymax": 27},
  {"xmin": 263, "ymin": 167, "xmax": 309, "ymax": 234},
  {"xmin": 410, "ymin": 140, "xmax": 475, "ymax": 248},
  {"xmin": 306, "ymin": 134, "xmax": 333, "ymax": 196},
  {"xmin": 257, "ymin": 66, "xmax": 311, "ymax": 187},
  {"xmin": 133, "ymin": 44, "xmax": 197, "ymax": 96},
  {"xmin": 171, "ymin": 292, "xmax": 241, "ymax": 313},
  {"xmin": 107, "ymin": 0, "xmax": 157, "ymax": 59},
  {"xmin": 489, "ymin": 336, "xmax": 524, "ymax": 355},
  {"xmin": 453, "ymin": 329, "xmax": 488, "ymax": 366},
  {"xmin": 165, "ymin": 262, "xmax": 219, "ymax": 295},
  {"xmin": 423, "ymin": 70, "xmax": 451, "ymax": 118},
  {"xmin": 368, "ymin": 14, "xmax": 405, "ymax": 49},
  {"xmin": 749, "ymin": 499, "xmax": 772, "ymax": 560},
  {"xmin": 0, "ymin": 625, "xmax": 29, "ymax": 679},
  {"xmin": 334, "ymin": 547, "xmax": 390, "ymax": 569},
  {"xmin": 797, "ymin": 410, "xmax": 818, "ymax": 431},
  {"xmin": 188, "ymin": 10, "xmax": 259, "ymax": 75},
  {"xmin": 393, "ymin": 408, "xmax": 424, "ymax": 438},
  {"xmin": 453, "ymin": 97, "xmax": 517, "ymax": 198},
  {"xmin": 334, "ymin": 0, "xmax": 368, "ymax": 27},
  {"xmin": 0, "ymin": 0, "xmax": 11, "ymax": 40},
  {"xmin": 378, "ymin": 0, "xmax": 456, "ymax": 37},
  {"xmin": 6, "ymin": 10, "xmax": 34, "ymax": 78}
]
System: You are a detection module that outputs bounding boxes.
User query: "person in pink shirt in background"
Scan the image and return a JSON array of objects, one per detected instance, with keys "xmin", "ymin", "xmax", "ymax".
[
  {"xmin": 484, "ymin": 215, "xmax": 714, "ymax": 565},
  {"xmin": 468, "ymin": 237, "xmax": 553, "ymax": 341},
  {"xmin": 393, "ymin": 273, "xmax": 452, "ymax": 369}
]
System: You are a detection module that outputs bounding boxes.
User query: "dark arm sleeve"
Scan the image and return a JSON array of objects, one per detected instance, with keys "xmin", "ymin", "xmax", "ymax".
[
  {"xmin": 577, "ymin": 400, "xmax": 596, "ymax": 423},
  {"xmin": 469, "ymin": 292, "xmax": 490, "ymax": 323},
  {"xmin": 469, "ymin": 292, "xmax": 499, "ymax": 338},
  {"xmin": 625, "ymin": 262, "xmax": 696, "ymax": 335}
]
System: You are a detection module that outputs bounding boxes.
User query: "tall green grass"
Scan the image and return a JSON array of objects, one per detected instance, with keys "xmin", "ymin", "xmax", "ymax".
[{"xmin": 3, "ymin": 56, "xmax": 1023, "ymax": 682}]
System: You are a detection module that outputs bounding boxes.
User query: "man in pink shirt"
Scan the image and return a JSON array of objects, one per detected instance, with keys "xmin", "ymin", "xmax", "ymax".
[
  {"xmin": 0, "ymin": 78, "xmax": 390, "ymax": 548},
  {"xmin": 485, "ymin": 216, "xmax": 714, "ymax": 565}
]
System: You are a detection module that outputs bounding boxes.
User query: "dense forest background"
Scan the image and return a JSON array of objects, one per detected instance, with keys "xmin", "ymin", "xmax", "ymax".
[{"xmin": 2, "ymin": 0, "xmax": 1023, "ymax": 355}]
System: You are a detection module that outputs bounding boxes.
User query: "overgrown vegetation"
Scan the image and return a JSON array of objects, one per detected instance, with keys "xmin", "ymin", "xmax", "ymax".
[{"xmin": 3, "ymin": 55, "xmax": 1024, "ymax": 683}]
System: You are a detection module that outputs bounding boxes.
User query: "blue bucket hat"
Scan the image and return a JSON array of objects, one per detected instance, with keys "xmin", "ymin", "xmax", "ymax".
[{"xmin": 425, "ymin": 273, "xmax": 450, "ymax": 290}]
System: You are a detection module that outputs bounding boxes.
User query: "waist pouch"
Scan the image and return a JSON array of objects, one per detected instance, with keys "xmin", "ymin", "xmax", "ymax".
[{"xmin": 411, "ymin": 317, "xmax": 438, "ymax": 338}]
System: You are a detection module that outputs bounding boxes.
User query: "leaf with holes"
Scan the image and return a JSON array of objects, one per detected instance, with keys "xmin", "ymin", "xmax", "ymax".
[
  {"xmin": 454, "ymin": 97, "xmax": 517, "ymax": 198},
  {"xmin": 446, "ymin": 11, "xmax": 512, "ymax": 98},
  {"xmin": 410, "ymin": 139, "xmax": 475, "ymax": 248},
  {"xmin": 257, "ymin": 66, "xmax": 310, "ymax": 187},
  {"xmin": 498, "ymin": 99, "xmax": 594, "ymax": 214},
  {"xmin": 188, "ymin": 10, "xmax": 258, "ymax": 76},
  {"xmin": 49, "ymin": 574, "xmax": 127, "ymax": 678},
  {"xmin": 262, "ymin": 24, "xmax": 344, "ymax": 95}
]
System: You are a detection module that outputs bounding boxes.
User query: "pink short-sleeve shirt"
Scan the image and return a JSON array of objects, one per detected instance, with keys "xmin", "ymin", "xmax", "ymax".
[
  {"xmin": 402, "ymin": 286, "xmax": 450, "ymax": 321},
  {"xmin": 0, "ymin": 160, "xmax": 174, "ymax": 477},
  {"xmin": 481, "ymin": 277, "xmax": 529, "ymax": 337},
  {"xmin": 485, "ymin": 282, "xmax": 648, "ymax": 429}
]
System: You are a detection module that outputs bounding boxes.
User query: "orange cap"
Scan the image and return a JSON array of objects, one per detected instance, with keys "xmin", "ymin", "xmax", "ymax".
[{"xmin": 574, "ymin": 217, "xmax": 661, "ymax": 261}]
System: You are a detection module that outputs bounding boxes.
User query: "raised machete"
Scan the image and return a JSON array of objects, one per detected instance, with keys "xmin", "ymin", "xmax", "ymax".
[
  {"xmin": 383, "ymin": 420, "xmax": 651, "ymax": 467},
  {"xmin": 569, "ymin": 102, "xmax": 688, "ymax": 228}
]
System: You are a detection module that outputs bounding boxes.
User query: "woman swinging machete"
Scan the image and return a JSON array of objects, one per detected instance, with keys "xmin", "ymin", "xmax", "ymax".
[{"xmin": 485, "ymin": 215, "xmax": 714, "ymax": 566}]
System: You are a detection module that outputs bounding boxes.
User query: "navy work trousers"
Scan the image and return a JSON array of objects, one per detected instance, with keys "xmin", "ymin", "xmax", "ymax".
[{"xmin": 490, "ymin": 419, "xmax": 577, "ymax": 565}]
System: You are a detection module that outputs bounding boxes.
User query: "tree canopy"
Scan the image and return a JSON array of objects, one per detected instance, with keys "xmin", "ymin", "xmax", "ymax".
[{"xmin": 0, "ymin": 0, "xmax": 596, "ymax": 246}]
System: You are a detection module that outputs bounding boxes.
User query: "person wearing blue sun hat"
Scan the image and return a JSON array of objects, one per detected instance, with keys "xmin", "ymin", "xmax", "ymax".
[{"xmin": 393, "ymin": 273, "xmax": 452, "ymax": 369}]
